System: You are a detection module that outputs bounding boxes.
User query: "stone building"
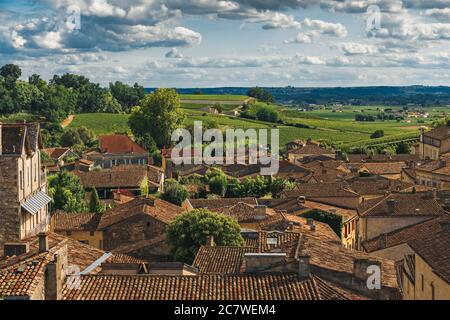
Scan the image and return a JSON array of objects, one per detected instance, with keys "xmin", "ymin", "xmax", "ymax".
[
  {"xmin": 0, "ymin": 122, "xmax": 51, "ymax": 255},
  {"xmin": 84, "ymin": 134, "xmax": 151, "ymax": 169},
  {"xmin": 413, "ymin": 125, "xmax": 450, "ymax": 160}
]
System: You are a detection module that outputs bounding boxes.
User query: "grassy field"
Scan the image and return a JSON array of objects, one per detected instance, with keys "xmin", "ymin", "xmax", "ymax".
[
  {"xmin": 65, "ymin": 96, "xmax": 442, "ymax": 149},
  {"xmin": 68, "ymin": 113, "xmax": 131, "ymax": 135}
]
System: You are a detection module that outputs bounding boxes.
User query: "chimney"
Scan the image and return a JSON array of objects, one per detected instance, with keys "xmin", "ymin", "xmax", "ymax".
[
  {"xmin": 254, "ymin": 205, "xmax": 267, "ymax": 220},
  {"xmin": 287, "ymin": 222, "xmax": 294, "ymax": 230},
  {"xmin": 206, "ymin": 235, "xmax": 215, "ymax": 247},
  {"xmin": 298, "ymin": 255, "xmax": 310, "ymax": 279},
  {"xmin": 386, "ymin": 199, "xmax": 396, "ymax": 214},
  {"xmin": 380, "ymin": 233, "xmax": 388, "ymax": 249},
  {"xmin": 306, "ymin": 218, "xmax": 314, "ymax": 226},
  {"xmin": 38, "ymin": 232, "xmax": 49, "ymax": 253},
  {"xmin": 432, "ymin": 188, "xmax": 437, "ymax": 200},
  {"xmin": 439, "ymin": 159, "xmax": 446, "ymax": 168},
  {"xmin": 297, "ymin": 196, "xmax": 306, "ymax": 204},
  {"xmin": 45, "ymin": 255, "xmax": 63, "ymax": 300}
]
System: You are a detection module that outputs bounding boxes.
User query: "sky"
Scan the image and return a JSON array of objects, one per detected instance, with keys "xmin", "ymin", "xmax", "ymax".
[{"xmin": 2, "ymin": 0, "xmax": 450, "ymax": 87}]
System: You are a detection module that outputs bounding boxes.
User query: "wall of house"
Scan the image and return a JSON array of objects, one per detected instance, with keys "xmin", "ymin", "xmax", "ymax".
[
  {"xmin": 57, "ymin": 230, "xmax": 104, "ymax": 249},
  {"xmin": 86, "ymin": 154, "xmax": 148, "ymax": 169},
  {"xmin": 360, "ymin": 216, "xmax": 431, "ymax": 241},
  {"xmin": 102, "ymin": 214, "xmax": 166, "ymax": 251},
  {"xmin": 403, "ymin": 254, "xmax": 450, "ymax": 300},
  {"xmin": 342, "ymin": 218, "xmax": 357, "ymax": 250},
  {"xmin": 415, "ymin": 171, "xmax": 450, "ymax": 190},
  {"xmin": 371, "ymin": 243, "xmax": 414, "ymax": 262},
  {"xmin": 418, "ymin": 142, "xmax": 440, "ymax": 160}
]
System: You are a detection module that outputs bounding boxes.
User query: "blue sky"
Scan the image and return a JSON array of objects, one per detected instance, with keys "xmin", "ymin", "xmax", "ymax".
[{"xmin": 2, "ymin": 0, "xmax": 450, "ymax": 87}]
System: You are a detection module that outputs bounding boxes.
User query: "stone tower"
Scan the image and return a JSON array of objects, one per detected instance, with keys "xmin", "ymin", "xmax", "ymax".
[{"xmin": 0, "ymin": 122, "xmax": 51, "ymax": 255}]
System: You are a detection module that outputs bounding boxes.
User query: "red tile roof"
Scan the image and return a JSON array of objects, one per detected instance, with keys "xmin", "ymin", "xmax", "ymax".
[
  {"xmin": 62, "ymin": 273, "xmax": 359, "ymax": 300},
  {"xmin": 98, "ymin": 197, "xmax": 183, "ymax": 230},
  {"xmin": 362, "ymin": 216, "xmax": 450, "ymax": 253},
  {"xmin": 52, "ymin": 211, "xmax": 100, "ymax": 232},
  {"xmin": 72, "ymin": 168, "xmax": 148, "ymax": 189},
  {"xmin": 358, "ymin": 192, "xmax": 447, "ymax": 217},
  {"xmin": 99, "ymin": 135, "xmax": 147, "ymax": 154},
  {"xmin": 43, "ymin": 147, "xmax": 71, "ymax": 160}
]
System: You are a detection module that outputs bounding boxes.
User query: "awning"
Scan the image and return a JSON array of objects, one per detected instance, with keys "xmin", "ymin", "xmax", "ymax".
[{"xmin": 21, "ymin": 191, "xmax": 52, "ymax": 215}]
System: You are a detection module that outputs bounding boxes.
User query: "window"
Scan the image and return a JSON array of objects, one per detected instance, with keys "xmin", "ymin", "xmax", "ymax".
[
  {"xmin": 421, "ymin": 274, "xmax": 424, "ymax": 291},
  {"xmin": 90, "ymin": 231, "xmax": 95, "ymax": 236},
  {"xmin": 34, "ymin": 163, "xmax": 37, "ymax": 182},
  {"xmin": 79, "ymin": 240, "xmax": 89, "ymax": 245},
  {"xmin": 431, "ymin": 282, "xmax": 435, "ymax": 300},
  {"xmin": 99, "ymin": 240, "xmax": 103, "ymax": 249}
]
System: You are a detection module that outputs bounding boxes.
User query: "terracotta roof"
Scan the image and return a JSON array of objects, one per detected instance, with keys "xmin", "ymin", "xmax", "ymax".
[
  {"xmin": 302, "ymin": 200, "xmax": 357, "ymax": 222},
  {"xmin": 346, "ymin": 176, "xmax": 413, "ymax": 196},
  {"xmin": 187, "ymin": 197, "xmax": 258, "ymax": 210},
  {"xmin": 98, "ymin": 197, "xmax": 183, "ymax": 230},
  {"xmin": 361, "ymin": 162, "xmax": 405, "ymax": 175},
  {"xmin": 99, "ymin": 135, "xmax": 147, "ymax": 154},
  {"xmin": 358, "ymin": 192, "xmax": 447, "ymax": 217},
  {"xmin": 0, "ymin": 233, "xmax": 143, "ymax": 298},
  {"xmin": 52, "ymin": 211, "xmax": 100, "ymax": 232},
  {"xmin": 43, "ymin": 147, "xmax": 71, "ymax": 160},
  {"xmin": 72, "ymin": 168, "xmax": 148, "ymax": 189},
  {"xmin": 288, "ymin": 144, "xmax": 334, "ymax": 155},
  {"xmin": 193, "ymin": 246, "xmax": 258, "ymax": 274},
  {"xmin": 414, "ymin": 158, "xmax": 450, "ymax": 177},
  {"xmin": 287, "ymin": 183, "xmax": 360, "ymax": 199},
  {"xmin": 297, "ymin": 233, "xmax": 398, "ymax": 289},
  {"xmin": 62, "ymin": 273, "xmax": 358, "ymax": 300},
  {"xmin": 362, "ymin": 216, "xmax": 450, "ymax": 253},
  {"xmin": 408, "ymin": 227, "xmax": 450, "ymax": 283},
  {"xmin": 112, "ymin": 234, "xmax": 166, "ymax": 254},
  {"xmin": 423, "ymin": 125, "xmax": 450, "ymax": 140}
]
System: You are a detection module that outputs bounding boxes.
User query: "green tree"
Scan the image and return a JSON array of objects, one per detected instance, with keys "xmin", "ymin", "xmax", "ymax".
[
  {"xmin": 370, "ymin": 130, "xmax": 384, "ymax": 139},
  {"xmin": 0, "ymin": 64, "xmax": 22, "ymax": 82},
  {"xmin": 209, "ymin": 175, "xmax": 228, "ymax": 197},
  {"xmin": 256, "ymin": 105, "xmax": 279, "ymax": 123},
  {"xmin": 48, "ymin": 171, "xmax": 86, "ymax": 212},
  {"xmin": 161, "ymin": 180, "xmax": 189, "ymax": 205},
  {"xmin": 269, "ymin": 177, "xmax": 295, "ymax": 198},
  {"xmin": 109, "ymin": 81, "xmax": 145, "ymax": 112},
  {"xmin": 166, "ymin": 209, "xmax": 244, "ymax": 263},
  {"xmin": 232, "ymin": 176, "xmax": 269, "ymax": 198},
  {"xmin": 396, "ymin": 141, "xmax": 411, "ymax": 154},
  {"xmin": 102, "ymin": 91, "xmax": 122, "ymax": 113},
  {"xmin": 89, "ymin": 187, "xmax": 105, "ymax": 214},
  {"xmin": 60, "ymin": 128, "xmax": 83, "ymax": 147},
  {"xmin": 128, "ymin": 88, "xmax": 186, "ymax": 148}
]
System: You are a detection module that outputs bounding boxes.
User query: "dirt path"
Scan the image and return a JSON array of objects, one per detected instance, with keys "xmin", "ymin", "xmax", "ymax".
[{"xmin": 61, "ymin": 115, "xmax": 74, "ymax": 128}]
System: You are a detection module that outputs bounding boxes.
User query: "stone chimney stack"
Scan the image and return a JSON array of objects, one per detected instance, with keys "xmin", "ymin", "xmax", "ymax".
[
  {"xmin": 206, "ymin": 235, "xmax": 215, "ymax": 247},
  {"xmin": 297, "ymin": 196, "xmax": 306, "ymax": 205},
  {"xmin": 38, "ymin": 232, "xmax": 49, "ymax": 253},
  {"xmin": 298, "ymin": 255, "xmax": 310, "ymax": 279},
  {"xmin": 45, "ymin": 255, "xmax": 63, "ymax": 300},
  {"xmin": 386, "ymin": 199, "xmax": 396, "ymax": 214}
]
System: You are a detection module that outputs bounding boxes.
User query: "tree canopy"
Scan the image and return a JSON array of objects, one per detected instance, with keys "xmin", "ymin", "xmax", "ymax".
[
  {"xmin": 166, "ymin": 209, "xmax": 244, "ymax": 263},
  {"xmin": 128, "ymin": 88, "xmax": 185, "ymax": 148}
]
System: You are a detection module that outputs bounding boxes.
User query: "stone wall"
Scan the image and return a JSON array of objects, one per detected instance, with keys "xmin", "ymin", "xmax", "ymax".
[{"xmin": 102, "ymin": 214, "xmax": 166, "ymax": 251}]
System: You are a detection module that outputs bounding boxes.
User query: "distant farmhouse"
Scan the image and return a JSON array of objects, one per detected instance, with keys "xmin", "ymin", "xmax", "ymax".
[{"xmin": 84, "ymin": 134, "xmax": 151, "ymax": 169}]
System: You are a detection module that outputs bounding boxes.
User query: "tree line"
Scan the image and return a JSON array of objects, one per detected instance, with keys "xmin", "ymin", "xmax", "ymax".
[{"xmin": 0, "ymin": 64, "xmax": 145, "ymax": 123}]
